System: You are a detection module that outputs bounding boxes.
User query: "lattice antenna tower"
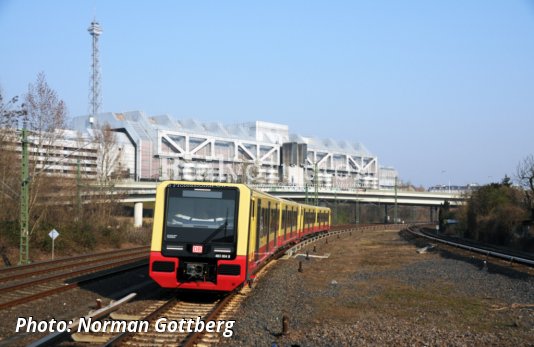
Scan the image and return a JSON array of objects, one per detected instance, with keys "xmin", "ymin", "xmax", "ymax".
[{"xmin": 88, "ymin": 19, "xmax": 103, "ymax": 121}]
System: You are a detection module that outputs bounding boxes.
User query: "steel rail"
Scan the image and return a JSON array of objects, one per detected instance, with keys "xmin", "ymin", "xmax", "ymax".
[
  {"xmin": 0, "ymin": 249, "xmax": 148, "ymax": 284},
  {"xmin": 0, "ymin": 260, "xmax": 148, "ymax": 310},
  {"xmin": 27, "ymin": 293, "xmax": 138, "ymax": 347},
  {"xmin": 182, "ymin": 292, "xmax": 237, "ymax": 347},
  {"xmin": 101, "ymin": 297, "xmax": 178, "ymax": 347},
  {"xmin": 407, "ymin": 227, "xmax": 534, "ymax": 267},
  {"xmin": 0, "ymin": 255, "xmax": 148, "ymax": 294},
  {"xmin": 0, "ymin": 246, "xmax": 148, "ymax": 275}
]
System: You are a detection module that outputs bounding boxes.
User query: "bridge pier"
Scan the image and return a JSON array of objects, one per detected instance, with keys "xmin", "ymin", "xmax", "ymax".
[
  {"xmin": 134, "ymin": 202, "xmax": 143, "ymax": 228},
  {"xmin": 429, "ymin": 206, "xmax": 438, "ymax": 223}
]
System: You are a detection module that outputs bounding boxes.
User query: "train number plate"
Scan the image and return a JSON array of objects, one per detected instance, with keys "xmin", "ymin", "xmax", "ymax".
[{"xmin": 192, "ymin": 245, "xmax": 203, "ymax": 254}]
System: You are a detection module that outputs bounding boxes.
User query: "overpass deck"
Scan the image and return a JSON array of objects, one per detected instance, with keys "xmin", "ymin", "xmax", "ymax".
[{"xmin": 114, "ymin": 182, "xmax": 463, "ymax": 206}]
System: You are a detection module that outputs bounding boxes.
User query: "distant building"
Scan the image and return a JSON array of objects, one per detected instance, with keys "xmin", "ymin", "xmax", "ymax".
[
  {"xmin": 2, "ymin": 128, "xmax": 97, "ymax": 178},
  {"xmin": 379, "ymin": 167, "xmax": 399, "ymax": 190},
  {"xmin": 65, "ymin": 111, "xmax": 398, "ymax": 189}
]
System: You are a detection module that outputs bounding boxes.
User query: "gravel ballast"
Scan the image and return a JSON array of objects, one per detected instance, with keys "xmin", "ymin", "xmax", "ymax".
[
  {"xmin": 222, "ymin": 228, "xmax": 533, "ymax": 346},
  {"xmin": 1, "ymin": 228, "xmax": 532, "ymax": 346}
]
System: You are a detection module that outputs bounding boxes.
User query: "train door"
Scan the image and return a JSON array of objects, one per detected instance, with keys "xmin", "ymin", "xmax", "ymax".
[
  {"xmin": 255, "ymin": 199, "xmax": 261, "ymax": 261},
  {"xmin": 247, "ymin": 198, "xmax": 255, "ymax": 280},
  {"xmin": 283, "ymin": 206, "xmax": 288, "ymax": 241},
  {"xmin": 299, "ymin": 208, "xmax": 306, "ymax": 237},
  {"xmin": 289, "ymin": 208, "xmax": 293, "ymax": 239},
  {"xmin": 289, "ymin": 209, "xmax": 297, "ymax": 237},
  {"xmin": 266, "ymin": 201, "xmax": 271, "ymax": 253},
  {"xmin": 308, "ymin": 209, "xmax": 311, "ymax": 232},
  {"xmin": 273, "ymin": 203, "xmax": 278, "ymax": 248},
  {"xmin": 304, "ymin": 209, "xmax": 308, "ymax": 233},
  {"xmin": 302, "ymin": 209, "xmax": 306, "ymax": 234}
]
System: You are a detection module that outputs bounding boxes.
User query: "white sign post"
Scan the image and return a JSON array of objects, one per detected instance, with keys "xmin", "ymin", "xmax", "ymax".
[{"xmin": 48, "ymin": 229, "xmax": 59, "ymax": 259}]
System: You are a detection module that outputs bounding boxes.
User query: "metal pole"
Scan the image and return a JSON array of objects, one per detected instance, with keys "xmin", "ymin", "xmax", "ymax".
[
  {"xmin": 51, "ymin": 238, "xmax": 55, "ymax": 260},
  {"xmin": 314, "ymin": 162, "xmax": 318, "ymax": 206},
  {"xmin": 305, "ymin": 183, "xmax": 309, "ymax": 204},
  {"xmin": 77, "ymin": 158, "xmax": 82, "ymax": 217},
  {"xmin": 355, "ymin": 185, "xmax": 360, "ymax": 224},
  {"xmin": 334, "ymin": 190, "xmax": 338, "ymax": 224},
  {"xmin": 355, "ymin": 199, "xmax": 360, "ymax": 224},
  {"xmin": 20, "ymin": 126, "xmax": 30, "ymax": 264},
  {"xmin": 394, "ymin": 176, "xmax": 398, "ymax": 223}
]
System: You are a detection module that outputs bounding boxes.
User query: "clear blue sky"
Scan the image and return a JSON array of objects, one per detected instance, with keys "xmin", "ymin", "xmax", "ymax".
[{"xmin": 1, "ymin": 1, "xmax": 533, "ymax": 187}]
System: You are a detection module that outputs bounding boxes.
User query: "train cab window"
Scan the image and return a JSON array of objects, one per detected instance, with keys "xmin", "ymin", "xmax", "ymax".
[{"xmin": 164, "ymin": 187, "xmax": 238, "ymax": 244}]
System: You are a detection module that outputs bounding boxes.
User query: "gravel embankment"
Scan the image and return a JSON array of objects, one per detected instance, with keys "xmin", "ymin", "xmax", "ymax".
[
  {"xmin": 221, "ymin": 229, "xmax": 533, "ymax": 346},
  {"xmin": 0, "ymin": 265, "xmax": 156, "ymax": 347}
]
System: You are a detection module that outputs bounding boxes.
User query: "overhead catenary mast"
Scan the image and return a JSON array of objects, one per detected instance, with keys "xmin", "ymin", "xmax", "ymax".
[{"xmin": 88, "ymin": 20, "xmax": 103, "ymax": 123}]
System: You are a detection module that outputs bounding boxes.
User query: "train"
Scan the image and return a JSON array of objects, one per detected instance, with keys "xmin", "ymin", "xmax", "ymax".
[{"xmin": 149, "ymin": 181, "xmax": 331, "ymax": 292}]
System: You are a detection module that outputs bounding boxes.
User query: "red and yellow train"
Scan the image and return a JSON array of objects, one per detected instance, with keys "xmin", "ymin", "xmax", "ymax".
[{"xmin": 149, "ymin": 181, "xmax": 331, "ymax": 291}]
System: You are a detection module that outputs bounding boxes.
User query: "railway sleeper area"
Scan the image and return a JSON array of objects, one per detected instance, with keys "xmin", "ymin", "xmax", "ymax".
[{"xmin": 1, "ymin": 224, "xmax": 532, "ymax": 346}]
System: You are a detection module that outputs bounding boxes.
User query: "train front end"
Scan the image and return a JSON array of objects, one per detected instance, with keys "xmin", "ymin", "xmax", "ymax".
[{"xmin": 149, "ymin": 182, "xmax": 250, "ymax": 292}]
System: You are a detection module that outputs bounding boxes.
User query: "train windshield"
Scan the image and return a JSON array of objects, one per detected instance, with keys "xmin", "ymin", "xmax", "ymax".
[{"xmin": 164, "ymin": 187, "xmax": 238, "ymax": 244}]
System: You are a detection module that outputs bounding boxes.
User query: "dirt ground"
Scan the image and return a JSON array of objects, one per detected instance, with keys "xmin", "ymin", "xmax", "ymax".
[{"xmin": 225, "ymin": 228, "xmax": 534, "ymax": 346}]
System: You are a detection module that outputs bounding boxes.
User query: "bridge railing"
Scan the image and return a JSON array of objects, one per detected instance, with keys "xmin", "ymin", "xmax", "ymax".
[{"xmin": 248, "ymin": 184, "xmax": 455, "ymax": 196}]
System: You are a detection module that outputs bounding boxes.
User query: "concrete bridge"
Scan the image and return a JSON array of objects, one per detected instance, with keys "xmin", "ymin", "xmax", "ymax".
[{"xmin": 111, "ymin": 182, "xmax": 463, "ymax": 227}]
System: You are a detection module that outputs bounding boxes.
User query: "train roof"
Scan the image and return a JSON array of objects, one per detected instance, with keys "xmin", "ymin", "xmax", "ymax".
[{"xmin": 158, "ymin": 181, "xmax": 330, "ymax": 212}]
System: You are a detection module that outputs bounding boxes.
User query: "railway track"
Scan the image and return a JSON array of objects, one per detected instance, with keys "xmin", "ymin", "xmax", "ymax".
[
  {"xmin": 0, "ymin": 247, "xmax": 148, "ymax": 285},
  {"xmin": 28, "ymin": 225, "xmax": 403, "ymax": 347},
  {"xmin": 0, "ymin": 246, "xmax": 148, "ymax": 277},
  {"xmin": 27, "ymin": 261, "xmax": 276, "ymax": 347},
  {"xmin": 407, "ymin": 226, "xmax": 534, "ymax": 267},
  {"xmin": 0, "ymin": 248, "xmax": 149, "ymax": 310},
  {"xmin": 104, "ymin": 296, "xmax": 230, "ymax": 346}
]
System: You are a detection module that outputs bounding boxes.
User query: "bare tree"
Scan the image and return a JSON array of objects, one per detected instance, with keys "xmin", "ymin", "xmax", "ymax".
[
  {"xmin": 89, "ymin": 122, "xmax": 124, "ymax": 223},
  {"xmin": 93, "ymin": 123, "xmax": 121, "ymax": 185},
  {"xmin": 1, "ymin": 91, "xmax": 24, "ymax": 130},
  {"xmin": 25, "ymin": 72, "xmax": 66, "ymax": 132},
  {"xmin": 516, "ymin": 154, "xmax": 534, "ymax": 219},
  {"xmin": 23, "ymin": 73, "xmax": 69, "ymax": 237},
  {"xmin": 0, "ymin": 89, "xmax": 24, "ymax": 226}
]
